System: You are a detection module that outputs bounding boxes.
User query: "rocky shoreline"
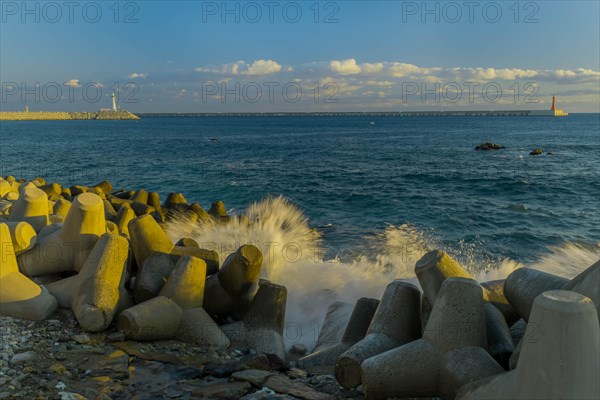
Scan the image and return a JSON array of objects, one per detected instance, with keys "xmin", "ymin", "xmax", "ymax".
[
  {"xmin": 0, "ymin": 175, "xmax": 598, "ymax": 399},
  {"xmin": 0, "ymin": 111, "xmax": 139, "ymax": 121}
]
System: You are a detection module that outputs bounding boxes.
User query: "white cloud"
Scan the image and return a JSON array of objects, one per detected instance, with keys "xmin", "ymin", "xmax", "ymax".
[
  {"xmin": 330, "ymin": 59, "xmax": 362, "ymax": 75},
  {"xmin": 129, "ymin": 73, "xmax": 148, "ymax": 79},
  {"xmin": 362, "ymin": 63, "xmax": 385, "ymax": 74},
  {"xmin": 195, "ymin": 59, "xmax": 283, "ymax": 76},
  {"xmin": 64, "ymin": 79, "xmax": 80, "ymax": 87},
  {"xmin": 244, "ymin": 59, "xmax": 282, "ymax": 75}
]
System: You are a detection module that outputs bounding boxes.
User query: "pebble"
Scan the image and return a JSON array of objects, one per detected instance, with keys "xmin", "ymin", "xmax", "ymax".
[
  {"xmin": 10, "ymin": 351, "xmax": 37, "ymax": 365},
  {"xmin": 71, "ymin": 335, "xmax": 90, "ymax": 344}
]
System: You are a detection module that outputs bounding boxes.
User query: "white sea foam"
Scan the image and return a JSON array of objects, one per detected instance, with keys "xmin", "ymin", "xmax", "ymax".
[{"xmin": 164, "ymin": 196, "xmax": 599, "ymax": 351}]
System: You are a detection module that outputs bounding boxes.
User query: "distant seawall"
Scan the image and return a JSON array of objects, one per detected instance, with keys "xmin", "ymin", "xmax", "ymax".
[{"xmin": 0, "ymin": 111, "xmax": 139, "ymax": 121}]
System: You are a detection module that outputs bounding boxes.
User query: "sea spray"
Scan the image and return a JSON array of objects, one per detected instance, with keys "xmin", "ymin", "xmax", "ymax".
[
  {"xmin": 529, "ymin": 242, "xmax": 600, "ymax": 279},
  {"xmin": 164, "ymin": 196, "xmax": 599, "ymax": 351}
]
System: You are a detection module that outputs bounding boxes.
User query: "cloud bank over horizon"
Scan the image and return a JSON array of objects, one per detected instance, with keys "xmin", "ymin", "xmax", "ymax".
[{"xmin": 2, "ymin": 58, "xmax": 599, "ymax": 112}]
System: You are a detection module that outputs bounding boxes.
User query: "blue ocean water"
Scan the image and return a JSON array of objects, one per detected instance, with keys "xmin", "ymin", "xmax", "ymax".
[{"xmin": 1, "ymin": 115, "xmax": 599, "ymax": 264}]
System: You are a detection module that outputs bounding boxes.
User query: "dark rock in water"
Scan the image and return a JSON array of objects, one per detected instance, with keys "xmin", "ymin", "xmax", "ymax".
[
  {"xmin": 529, "ymin": 148, "xmax": 544, "ymax": 155},
  {"xmin": 547, "ymin": 152, "xmax": 554, "ymax": 155},
  {"xmin": 475, "ymin": 143, "xmax": 505, "ymax": 151}
]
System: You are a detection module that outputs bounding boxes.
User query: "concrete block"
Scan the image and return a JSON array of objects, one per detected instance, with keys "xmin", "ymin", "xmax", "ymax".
[
  {"xmin": 457, "ymin": 290, "xmax": 600, "ymax": 400},
  {"xmin": 415, "ymin": 250, "xmax": 475, "ymax": 304},
  {"xmin": 0, "ymin": 223, "xmax": 57, "ymax": 320},
  {"xmin": 163, "ymin": 193, "xmax": 188, "ymax": 209},
  {"xmin": 128, "ymin": 214, "xmax": 174, "ymax": 267},
  {"xmin": 175, "ymin": 237, "xmax": 200, "ymax": 248},
  {"xmin": 314, "ymin": 301, "xmax": 353, "ymax": 352},
  {"xmin": 204, "ymin": 245, "xmax": 262, "ymax": 318},
  {"xmin": 504, "ymin": 268, "xmax": 568, "ymax": 320},
  {"xmin": 170, "ymin": 246, "xmax": 219, "ymax": 276},
  {"xmin": 130, "ymin": 189, "xmax": 148, "ymax": 204},
  {"xmin": 103, "ymin": 199, "xmax": 117, "ymax": 221},
  {"xmin": 483, "ymin": 303, "xmax": 514, "ymax": 369},
  {"xmin": 92, "ymin": 180, "xmax": 112, "ymax": 195},
  {"xmin": 221, "ymin": 281, "xmax": 287, "ymax": 358},
  {"xmin": 563, "ymin": 260, "xmax": 599, "ymax": 318},
  {"xmin": 159, "ymin": 255, "xmax": 206, "ymax": 310},
  {"xmin": 361, "ymin": 278, "xmax": 500, "ymax": 399},
  {"xmin": 38, "ymin": 183, "xmax": 61, "ymax": 198},
  {"xmin": 46, "ymin": 233, "xmax": 129, "ymax": 332},
  {"xmin": 294, "ymin": 297, "xmax": 379, "ymax": 371},
  {"xmin": 335, "ymin": 280, "xmax": 421, "ymax": 388},
  {"xmin": 4, "ymin": 221, "xmax": 37, "ymax": 255},
  {"xmin": 134, "ymin": 252, "xmax": 175, "ymax": 304},
  {"xmin": 481, "ymin": 279, "xmax": 520, "ymax": 325},
  {"xmin": 18, "ymin": 192, "xmax": 106, "ymax": 276},
  {"xmin": 118, "ymin": 296, "xmax": 183, "ymax": 341},
  {"xmin": 53, "ymin": 198, "xmax": 72, "ymax": 220},
  {"xmin": 176, "ymin": 307, "xmax": 230, "ymax": 348},
  {"xmin": 114, "ymin": 203, "xmax": 135, "ymax": 237},
  {"xmin": 188, "ymin": 203, "xmax": 210, "ymax": 222},
  {"xmin": 0, "ymin": 179, "xmax": 12, "ymax": 198},
  {"xmin": 8, "ymin": 186, "xmax": 48, "ymax": 232}
]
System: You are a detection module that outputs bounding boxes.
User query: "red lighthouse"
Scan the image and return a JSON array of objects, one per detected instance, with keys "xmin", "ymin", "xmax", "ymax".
[{"xmin": 551, "ymin": 95, "xmax": 556, "ymax": 111}]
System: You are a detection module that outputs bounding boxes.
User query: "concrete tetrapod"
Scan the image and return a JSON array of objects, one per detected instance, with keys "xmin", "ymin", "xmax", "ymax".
[
  {"xmin": 176, "ymin": 307, "xmax": 230, "ymax": 348},
  {"xmin": 4, "ymin": 221, "xmax": 37, "ymax": 255},
  {"xmin": 335, "ymin": 280, "xmax": 421, "ymax": 389},
  {"xmin": 18, "ymin": 193, "xmax": 106, "ymax": 276},
  {"xmin": 457, "ymin": 290, "xmax": 600, "ymax": 400},
  {"xmin": 0, "ymin": 179, "xmax": 11, "ymax": 198},
  {"xmin": 563, "ymin": 260, "xmax": 599, "ymax": 318},
  {"xmin": 128, "ymin": 214, "xmax": 174, "ymax": 267},
  {"xmin": 113, "ymin": 203, "xmax": 135, "ymax": 238},
  {"xmin": 158, "ymin": 255, "xmax": 206, "ymax": 310},
  {"xmin": 204, "ymin": 245, "xmax": 263, "ymax": 318},
  {"xmin": 480, "ymin": 279, "xmax": 520, "ymax": 326},
  {"xmin": 361, "ymin": 278, "xmax": 504, "ymax": 400},
  {"xmin": 415, "ymin": 250, "xmax": 478, "ymax": 305},
  {"xmin": 52, "ymin": 198, "xmax": 72, "ymax": 220},
  {"xmin": 8, "ymin": 186, "xmax": 49, "ymax": 232},
  {"xmin": 0, "ymin": 223, "xmax": 57, "ymax": 320},
  {"xmin": 118, "ymin": 296, "xmax": 183, "ymax": 341},
  {"xmin": 483, "ymin": 302, "xmax": 514, "ymax": 369},
  {"xmin": 293, "ymin": 297, "xmax": 380, "ymax": 372},
  {"xmin": 221, "ymin": 280, "xmax": 287, "ymax": 359},
  {"xmin": 504, "ymin": 267, "xmax": 569, "ymax": 320},
  {"xmin": 133, "ymin": 252, "xmax": 175, "ymax": 304},
  {"xmin": 46, "ymin": 233, "xmax": 130, "ymax": 332},
  {"xmin": 314, "ymin": 301, "xmax": 353, "ymax": 352},
  {"xmin": 170, "ymin": 246, "xmax": 220, "ymax": 276}
]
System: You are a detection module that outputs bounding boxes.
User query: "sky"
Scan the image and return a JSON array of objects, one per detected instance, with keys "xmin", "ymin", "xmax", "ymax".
[{"xmin": 1, "ymin": 0, "xmax": 599, "ymax": 112}]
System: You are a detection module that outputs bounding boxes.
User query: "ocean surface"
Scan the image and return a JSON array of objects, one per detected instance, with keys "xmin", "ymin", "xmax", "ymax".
[
  {"xmin": 3, "ymin": 114, "xmax": 599, "ymax": 347},
  {"xmin": 1, "ymin": 115, "xmax": 599, "ymax": 265}
]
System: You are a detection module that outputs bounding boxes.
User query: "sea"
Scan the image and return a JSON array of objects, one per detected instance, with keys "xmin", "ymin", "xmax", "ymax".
[{"xmin": 2, "ymin": 114, "xmax": 598, "ymax": 348}]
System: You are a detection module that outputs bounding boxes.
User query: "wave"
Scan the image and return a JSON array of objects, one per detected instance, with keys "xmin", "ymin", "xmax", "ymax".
[{"xmin": 164, "ymin": 196, "xmax": 599, "ymax": 351}]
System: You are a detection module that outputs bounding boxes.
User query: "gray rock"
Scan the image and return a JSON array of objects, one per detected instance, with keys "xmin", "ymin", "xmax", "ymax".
[
  {"xmin": 10, "ymin": 351, "xmax": 37, "ymax": 365},
  {"xmin": 232, "ymin": 369, "xmax": 276, "ymax": 386}
]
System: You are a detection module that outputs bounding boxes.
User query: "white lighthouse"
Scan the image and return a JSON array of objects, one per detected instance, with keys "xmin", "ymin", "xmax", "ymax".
[{"xmin": 111, "ymin": 92, "xmax": 117, "ymax": 111}]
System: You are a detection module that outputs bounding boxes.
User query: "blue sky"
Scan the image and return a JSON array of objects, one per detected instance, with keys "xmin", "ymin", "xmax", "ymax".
[{"xmin": 1, "ymin": 1, "xmax": 599, "ymax": 112}]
